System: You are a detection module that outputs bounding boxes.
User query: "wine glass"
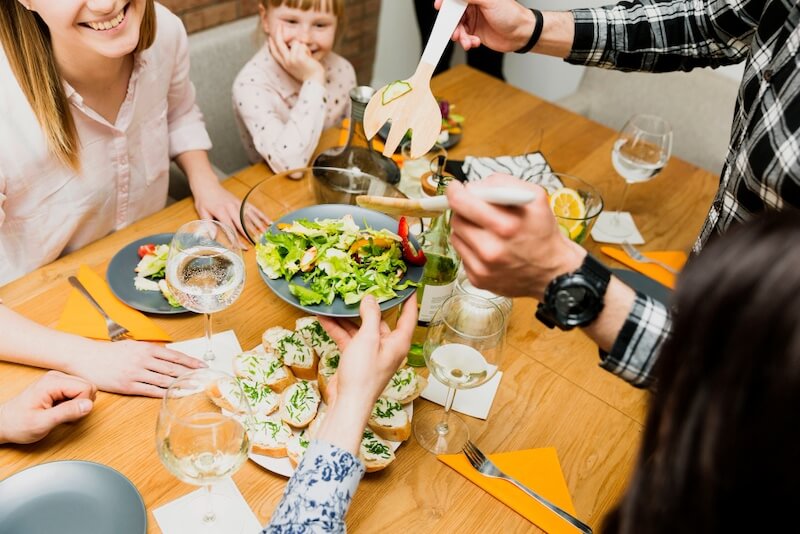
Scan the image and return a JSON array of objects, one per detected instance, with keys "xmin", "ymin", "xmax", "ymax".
[
  {"xmin": 156, "ymin": 369, "xmax": 252, "ymax": 530},
  {"xmin": 599, "ymin": 114, "xmax": 672, "ymax": 238},
  {"xmin": 413, "ymin": 294, "xmax": 506, "ymax": 454},
  {"xmin": 166, "ymin": 220, "xmax": 245, "ymax": 361}
]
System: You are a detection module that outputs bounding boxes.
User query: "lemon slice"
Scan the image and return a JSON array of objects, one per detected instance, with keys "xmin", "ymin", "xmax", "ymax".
[{"xmin": 549, "ymin": 187, "xmax": 587, "ymax": 239}]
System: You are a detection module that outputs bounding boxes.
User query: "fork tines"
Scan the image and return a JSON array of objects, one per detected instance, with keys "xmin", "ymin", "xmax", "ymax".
[{"xmin": 462, "ymin": 440, "xmax": 486, "ymax": 469}]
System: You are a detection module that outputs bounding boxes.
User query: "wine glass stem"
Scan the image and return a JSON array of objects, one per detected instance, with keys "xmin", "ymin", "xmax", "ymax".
[
  {"xmin": 203, "ymin": 484, "xmax": 216, "ymax": 523},
  {"xmin": 435, "ymin": 387, "xmax": 457, "ymax": 436},
  {"xmin": 203, "ymin": 313, "xmax": 215, "ymax": 362},
  {"xmin": 614, "ymin": 181, "xmax": 632, "ymax": 224}
]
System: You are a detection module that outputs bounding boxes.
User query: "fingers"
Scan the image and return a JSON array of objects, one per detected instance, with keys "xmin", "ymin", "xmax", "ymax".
[
  {"xmin": 127, "ymin": 382, "xmax": 166, "ymax": 398},
  {"xmin": 394, "ymin": 296, "xmax": 418, "ymax": 339},
  {"xmin": 245, "ymin": 205, "xmax": 271, "ymax": 236},
  {"xmin": 45, "ymin": 397, "xmax": 94, "ymax": 427},
  {"xmin": 41, "ymin": 371, "xmax": 98, "ymax": 404},
  {"xmin": 447, "ymin": 179, "xmax": 529, "ymax": 237},
  {"xmin": 317, "ymin": 316, "xmax": 357, "ymax": 348},
  {"xmin": 139, "ymin": 369, "xmax": 177, "ymax": 390},
  {"xmin": 357, "ymin": 295, "xmax": 381, "ymax": 336},
  {"xmin": 155, "ymin": 347, "xmax": 207, "ymax": 370}
]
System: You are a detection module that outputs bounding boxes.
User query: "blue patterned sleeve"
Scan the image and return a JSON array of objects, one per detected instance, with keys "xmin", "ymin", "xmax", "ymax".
[{"xmin": 262, "ymin": 440, "xmax": 365, "ymax": 533}]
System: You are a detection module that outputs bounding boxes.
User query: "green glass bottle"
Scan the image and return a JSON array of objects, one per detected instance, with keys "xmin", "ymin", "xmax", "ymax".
[{"xmin": 407, "ymin": 159, "xmax": 460, "ymax": 367}]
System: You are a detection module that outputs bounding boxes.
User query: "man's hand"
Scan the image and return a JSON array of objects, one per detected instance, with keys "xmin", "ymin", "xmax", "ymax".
[
  {"xmin": 0, "ymin": 371, "xmax": 96, "ymax": 445},
  {"xmin": 436, "ymin": 0, "xmax": 536, "ymax": 52},
  {"xmin": 69, "ymin": 340, "xmax": 206, "ymax": 398},
  {"xmin": 269, "ymin": 24, "xmax": 326, "ymax": 86},
  {"xmin": 447, "ymin": 174, "xmax": 586, "ymax": 299}
]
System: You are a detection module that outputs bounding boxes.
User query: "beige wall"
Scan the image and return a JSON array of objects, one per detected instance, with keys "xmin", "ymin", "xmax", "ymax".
[{"xmin": 160, "ymin": 0, "xmax": 382, "ymax": 84}]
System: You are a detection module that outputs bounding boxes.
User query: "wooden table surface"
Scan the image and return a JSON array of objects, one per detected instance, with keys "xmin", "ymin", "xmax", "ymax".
[{"xmin": 0, "ymin": 65, "xmax": 719, "ymax": 532}]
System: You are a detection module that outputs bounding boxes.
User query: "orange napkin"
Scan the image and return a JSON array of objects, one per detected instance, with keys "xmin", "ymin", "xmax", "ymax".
[
  {"xmin": 438, "ymin": 447, "xmax": 579, "ymax": 533},
  {"xmin": 56, "ymin": 265, "xmax": 172, "ymax": 342},
  {"xmin": 600, "ymin": 246, "xmax": 687, "ymax": 289},
  {"xmin": 338, "ymin": 119, "xmax": 404, "ymax": 167}
]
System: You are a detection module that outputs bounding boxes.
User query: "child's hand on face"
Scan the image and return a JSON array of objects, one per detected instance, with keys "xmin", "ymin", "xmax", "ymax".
[{"xmin": 269, "ymin": 23, "xmax": 325, "ymax": 86}]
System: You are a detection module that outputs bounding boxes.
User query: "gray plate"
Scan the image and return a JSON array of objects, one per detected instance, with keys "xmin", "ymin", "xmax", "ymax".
[
  {"xmin": 258, "ymin": 204, "xmax": 424, "ymax": 318},
  {"xmin": 107, "ymin": 233, "xmax": 187, "ymax": 315},
  {"xmin": 0, "ymin": 461, "xmax": 146, "ymax": 534},
  {"xmin": 612, "ymin": 268, "xmax": 672, "ymax": 305}
]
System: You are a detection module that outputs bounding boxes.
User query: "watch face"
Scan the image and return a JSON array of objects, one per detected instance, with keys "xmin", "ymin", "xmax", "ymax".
[{"xmin": 551, "ymin": 276, "xmax": 603, "ymax": 327}]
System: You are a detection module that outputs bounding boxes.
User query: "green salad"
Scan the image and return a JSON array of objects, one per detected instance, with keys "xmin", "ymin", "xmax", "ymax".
[{"xmin": 255, "ymin": 214, "xmax": 417, "ymax": 306}]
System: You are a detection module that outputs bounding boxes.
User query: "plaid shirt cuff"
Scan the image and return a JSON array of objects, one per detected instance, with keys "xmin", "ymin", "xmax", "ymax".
[
  {"xmin": 566, "ymin": 8, "xmax": 612, "ymax": 67},
  {"xmin": 599, "ymin": 292, "xmax": 671, "ymax": 388}
]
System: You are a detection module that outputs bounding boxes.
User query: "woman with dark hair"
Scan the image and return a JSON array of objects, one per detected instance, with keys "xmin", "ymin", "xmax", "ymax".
[{"xmin": 605, "ymin": 210, "xmax": 800, "ymax": 533}]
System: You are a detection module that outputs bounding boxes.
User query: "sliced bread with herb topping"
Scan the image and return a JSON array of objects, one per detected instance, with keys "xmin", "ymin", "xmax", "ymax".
[
  {"xmin": 382, "ymin": 367, "xmax": 427, "ymax": 404},
  {"xmin": 236, "ymin": 377, "xmax": 279, "ymax": 417},
  {"xmin": 359, "ymin": 428, "xmax": 395, "ymax": 472},
  {"xmin": 262, "ymin": 326, "xmax": 293, "ymax": 353},
  {"xmin": 280, "ymin": 380, "xmax": 321, "ymax": 428},
  {"xmin": 287, "ymin": 430, "xmax": 311, "ymax": 468},
  {"xmin": 234, "ymin": 350, "xmax": 295, "ymax": 393},
  {"xmin": 316, "ymin": 350, "xmax": 340, "ymax": 403},
  {"xmin": 232, "ymin": 347, "xmax": 268, "ymax": 378},
  {"xmin": 275, "ymin": 331, "xmax": 318, "ymax": 380},
  {"xmin": 295, "ymin": 317, "xmax": 338, "ymax": 358},
  {"xmin": 368, "ymin": 396, "xmax": 411, "ymax": 442},
  {"xmin": 246, "ymin": 416, "xmax": 293, "ymax": 458}
]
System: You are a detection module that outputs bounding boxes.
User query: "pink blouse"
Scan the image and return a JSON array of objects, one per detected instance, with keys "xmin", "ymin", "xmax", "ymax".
[
  {"xmin": 233, "ymin": 43, "xmax": 356, "ymax": 173},
  {"xmin": 0, "ymin": 4, "xmax": 211, "ymax": 286}
]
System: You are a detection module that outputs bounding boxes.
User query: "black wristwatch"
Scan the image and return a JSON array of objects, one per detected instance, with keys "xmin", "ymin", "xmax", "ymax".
[{"xmin": 535, "ymin": 254, "xmax": 611, "ymax": 330}]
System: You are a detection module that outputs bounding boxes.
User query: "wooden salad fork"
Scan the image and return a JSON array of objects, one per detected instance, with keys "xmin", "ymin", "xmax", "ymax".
[
  {"xmin": 364, "ymin": 0, "xmax": 468, "ymax": 159},
  {"xmin": 462, "ymin": 440, "xmax": 593, "ymax": 533},
  {"xmin": 68, "ymin": 276, "xmax": 131, "ymax": 341}
]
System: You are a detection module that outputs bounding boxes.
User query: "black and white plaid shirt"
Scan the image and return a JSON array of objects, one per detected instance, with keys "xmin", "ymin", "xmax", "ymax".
[{"xmin": 564, "ymin": 0, "xmax": 800, "ymax": 387}]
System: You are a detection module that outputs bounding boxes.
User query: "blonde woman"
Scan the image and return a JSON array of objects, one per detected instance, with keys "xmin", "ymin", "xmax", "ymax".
[{"xmin": 0, "ymin": 0, "xmax": 258, "ymax": 396}]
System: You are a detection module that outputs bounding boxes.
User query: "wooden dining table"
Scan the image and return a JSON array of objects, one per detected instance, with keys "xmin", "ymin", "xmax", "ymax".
[{"xmin": 0, "ymin": 65, "xmax": 719, "ymax": 532}]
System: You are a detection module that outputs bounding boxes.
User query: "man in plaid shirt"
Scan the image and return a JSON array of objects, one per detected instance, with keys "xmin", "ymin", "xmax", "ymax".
[{"xmin": 441, "ymin": 0, "xmax": 799, "ymax": 387}]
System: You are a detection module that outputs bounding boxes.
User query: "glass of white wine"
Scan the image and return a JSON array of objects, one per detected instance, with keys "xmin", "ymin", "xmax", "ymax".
[
  {"xmin": 166, "ymin": 220, "xmax": 245, "ymax": 361},
  {"xmin": 156, "ymin": 369, "xmax": 252, "ymax": 530},
  {"xmin": 413, "ymin": 294, "xmax": 506, "ymax": 454},
  {"xmin": 597, "ymin": 114, "xmax": 672, "ymax": 238}
]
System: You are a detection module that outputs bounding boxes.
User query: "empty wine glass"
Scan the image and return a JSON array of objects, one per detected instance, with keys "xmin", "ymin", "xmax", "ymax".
[
  {"xmin": 598, "ymin": 114, "xmax": 672, "ymax": 238},
  {"xmin": 166, "ymin": 220, "xmax": 245, "ymax": 361},
  {"xmin": 156, "ymin": 369, "xmax": 252, "ymax": 530},
  {"xmin": 413, "ymin": 294, "xmax": 506, "ymax": 454}
]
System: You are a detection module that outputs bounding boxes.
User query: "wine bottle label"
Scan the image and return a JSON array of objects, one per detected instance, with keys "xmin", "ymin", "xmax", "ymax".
[{"xmin": 418, "ymin": 281, "xmax": 456, "ymax": 323}]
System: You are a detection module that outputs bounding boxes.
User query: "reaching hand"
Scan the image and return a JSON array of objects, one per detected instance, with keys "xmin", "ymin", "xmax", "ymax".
[
  {"xmin": 69, "ymin": 340, "xmax": 206, "ymax": 398},
  {"xmin": 269, "ymin": 24, "xmax": 326, "ymax": 85},
  {"xmin": 436, "ymin": 0, "xmax": 536, "ymax": 52},
  {"xmin": 0, "ymin": 371, "xmax": 96, "ymax": 445},
  {"xmin": 192, "ymin": 180, "xmax": 265, "ymax": 249},
  {"xmin": 317, "ymin": 295, "xmax": 417, "ymax": 408},
  {"xmin": 447, "ymin": 174, "xmax": 586, "ymax": 299}
]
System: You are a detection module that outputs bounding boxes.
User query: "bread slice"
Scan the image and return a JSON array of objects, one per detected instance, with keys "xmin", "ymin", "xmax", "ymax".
[
  {"xmin": 246, "ymin": 415, "xmax": 293, "ymax": 458},
  {"xmin": 279, "ymin": 380, "xmax": 321, "ymax": 428},
  {"xmin": 381, "ymin": 367, "xmax": 427, "ymax": 404},
  {"xmin": 262, "ymin": 326, "xmax": 293, "ymax": 353},
  {"xmin": 316, "ymin": 350, "xmax": 340, "ymax": 403},
  {"xmin": 368, "ymin": 397, "xmax": 411, "ymax": 442},
  {"xmin": 236, "ymin": 377, "xmax": 280, "ymax": 417},
  {"xmin": 287, "ymin": 430, "xmax": 311, "ymax": 468},
  {"xmin": 295, "ymin": 316, "xmax": 339, "ymax": 358},
  {"xmin": 232, "ymin": 346, "xmax": 268, "ymax": 378},
  {"xmin": 359, "ymin": 428, "xmax": 395, "ymax": 472},
  {"xmin": 233, "ymin": 349, "xmax": 295, "ymax": 393},
  {"xmin": 275, "ymin": 331, "xmax": 318, "ymax": 380}
]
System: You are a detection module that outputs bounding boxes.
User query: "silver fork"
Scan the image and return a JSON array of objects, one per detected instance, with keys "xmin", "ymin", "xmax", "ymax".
[
  {"xmin": 621, "ymin": 241, "xmax": 678, "ymax": 274},
  {"xmin": 68, "ymin": 276, "xmax": 131, "ymax": 341},
  {"xmin": 463, "ymin": 441, "xmax": 593, "ymax": 534}
]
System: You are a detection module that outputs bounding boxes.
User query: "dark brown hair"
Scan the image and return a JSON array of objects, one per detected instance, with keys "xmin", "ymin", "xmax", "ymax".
[{"xmin": 604, "ymin": 210, "xmax": 800, "ymax": 533}]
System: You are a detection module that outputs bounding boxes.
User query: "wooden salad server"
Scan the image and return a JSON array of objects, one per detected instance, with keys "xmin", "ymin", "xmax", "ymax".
[
  {"xmin": 363, "ymin": 0, "xmax": 468, "ymax": 159},
  {"xmin": 356, "ymin": 188, "xmax": 537, "ymax": 218}
]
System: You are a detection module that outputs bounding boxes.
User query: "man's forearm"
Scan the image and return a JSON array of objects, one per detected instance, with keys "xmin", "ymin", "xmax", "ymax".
[
  {"xmin": 534, "ymin": 11, "xmax": 575, "ymax": 59},
  {"xmin": 583, "ymin": 277, "xmax": 637, "ymax": 352}
]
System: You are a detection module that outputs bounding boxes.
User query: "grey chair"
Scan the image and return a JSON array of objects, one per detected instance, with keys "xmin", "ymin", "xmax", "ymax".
[
  {"xmin": 169, "ymin": 16, "xmax": 261, "ymax": 200},
  {"xmin": 557, "ymin": 67, "xmax": 739, "ymax": 174}
]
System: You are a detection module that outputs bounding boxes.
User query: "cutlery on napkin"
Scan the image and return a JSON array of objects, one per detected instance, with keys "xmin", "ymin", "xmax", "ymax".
[
  {"xmin": 601, "ymin": 246, "xmax": 687, "ymax": 289},
  {"xmin": 57, "ymin": 265, "xmax": 172, "ymax": 341},
  {"xmin": 439, "ymin": 447, "xmax": 579, "ymax": 533}
]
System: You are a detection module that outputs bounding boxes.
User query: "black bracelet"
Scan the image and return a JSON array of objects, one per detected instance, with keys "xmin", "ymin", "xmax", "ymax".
[{"xmin": 515, "ymin": 9, "xmax": 544, "ymax": 54}]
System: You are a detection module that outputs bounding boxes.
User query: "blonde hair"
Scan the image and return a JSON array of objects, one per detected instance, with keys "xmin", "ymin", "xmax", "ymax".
[
  {"xmin": 0, "ymin": 0, "xmax": 157, "ymax": 171},
  {"xmin": 262, "ymin": 0, "xmax": 345, "ymax": 17}
]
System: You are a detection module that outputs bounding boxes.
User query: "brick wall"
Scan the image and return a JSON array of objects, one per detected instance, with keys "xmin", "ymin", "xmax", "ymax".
[{"xmin": 160, "ymin": 0, "xmax": 381, "ymax": 84}]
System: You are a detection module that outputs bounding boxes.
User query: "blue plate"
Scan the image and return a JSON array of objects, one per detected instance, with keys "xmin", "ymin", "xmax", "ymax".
[
  {"xmin": 106, "ymin": 233, "xmax": 187, "ymax": 315},
  {"xmin": 0, "ymin": 461, "xmax": 146, "ymax": 534},
  {"xmin": 258, "ymin": 204, "xmax": 423, "ymax": 318},
  {"xmin": 378, "ymin": 121, "xmax": 462, "ymax": 152}
]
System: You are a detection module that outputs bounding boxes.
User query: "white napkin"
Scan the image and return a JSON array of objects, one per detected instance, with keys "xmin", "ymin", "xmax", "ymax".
[
  {"xmin": 153, "ymin": 479, "xmax": 262, "ymax": 534},
  {"xmin": 462, "ymin": 152, "xmax": 563, "ymax": 191},
  {"xmin": 591, "ymin": 211, "xmax": 646, "ymax": 245},
  {"xmin": 166, "ymin": 330, "xmax": 243, "ymax": 370},
  {"xmin": 420, "ymin": 371, "xmax": 503, "ymax": 420}
]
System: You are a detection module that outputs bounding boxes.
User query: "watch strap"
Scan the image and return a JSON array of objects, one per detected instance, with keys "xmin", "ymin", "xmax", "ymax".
[{"xmin": 515, "ymin": 9, "xmax": 544, "ymax": 54}]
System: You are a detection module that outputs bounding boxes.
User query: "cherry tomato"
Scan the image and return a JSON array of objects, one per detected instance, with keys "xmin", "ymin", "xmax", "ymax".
[{"xmin": 137, "ymin": 244, "xmax": 157, "ymax": 258}]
